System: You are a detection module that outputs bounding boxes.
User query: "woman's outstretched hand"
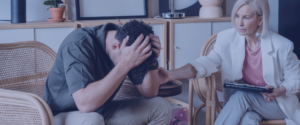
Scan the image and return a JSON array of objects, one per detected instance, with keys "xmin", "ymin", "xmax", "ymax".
[{"xmin": 157, "ymin": 67, "xmax": 172, "ymax": 84}]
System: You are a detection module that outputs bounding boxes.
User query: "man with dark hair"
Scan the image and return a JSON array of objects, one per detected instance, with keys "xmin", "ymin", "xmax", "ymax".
[
  {"xmin": 43, "ymin": 20, "xmax": 172, "ymax": 125},
  {"xmin": 116, "ymin": 20, "xmax": 159, "ymax": 85}
]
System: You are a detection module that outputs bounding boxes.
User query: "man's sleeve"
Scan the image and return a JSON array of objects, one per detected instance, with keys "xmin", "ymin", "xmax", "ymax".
[
  {"xmin": 127, "ymin": 70, "xmax": 145, "ymax": 85},
  {"xmin": 62, "ymin": 41, "xmax": 96, "ymax": 94},
  {"xmin": 127, "ymin": 60, "xmax": 159, "ymax": 85}
]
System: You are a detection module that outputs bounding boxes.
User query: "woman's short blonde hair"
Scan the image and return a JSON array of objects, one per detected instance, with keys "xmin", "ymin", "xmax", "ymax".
[{"xmin": 231, "ymin": 0, "xmax": 270, "ymax": 38}]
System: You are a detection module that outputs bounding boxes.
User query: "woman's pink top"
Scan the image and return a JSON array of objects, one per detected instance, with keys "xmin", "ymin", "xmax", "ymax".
[{"xmin": 242, "ymin": 45, "xmax": 267, "ymax": 87}]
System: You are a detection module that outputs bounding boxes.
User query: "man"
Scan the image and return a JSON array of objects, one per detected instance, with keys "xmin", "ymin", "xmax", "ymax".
[{"xmin": 43, "ymin": 20, "xmax": 172, "ymax": 125}]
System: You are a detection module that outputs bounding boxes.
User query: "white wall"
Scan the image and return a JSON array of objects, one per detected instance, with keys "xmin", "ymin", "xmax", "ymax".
[
  {"xmin": 0, "ymin": 0, "xmax": 279, "ymax": 32},
  {"xmin": 0, "ymin": 0, "xmax": 10, "ymax": 20},
  {"xmin": 0, "ymin": 0, "xmax": 161, "ymax": 21},
  {"xmin": 0, "ymin": 0, "xmax": 52, "ymax": 22}
]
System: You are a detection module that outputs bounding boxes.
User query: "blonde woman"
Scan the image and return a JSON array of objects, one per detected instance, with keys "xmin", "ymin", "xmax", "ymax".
[{"xmin": 157, "ymin": 0, "xmax": 300, "ymax": 124}]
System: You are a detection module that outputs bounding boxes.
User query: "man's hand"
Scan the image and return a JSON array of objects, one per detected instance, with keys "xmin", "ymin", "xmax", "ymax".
[
  {"xmin": 157, "ymin": 67, "xmax": 173, "ymax": 84},
  {"xmin": 120, "ymin": 34, "xmax": 152, "ymax": 69},
  {"xmin": 150, "ymin": 34, "xmax": 161, "ymax": 60},
  {"xmin": 261, "ymin": 85, "xmax": 286, "ymax": 103}
]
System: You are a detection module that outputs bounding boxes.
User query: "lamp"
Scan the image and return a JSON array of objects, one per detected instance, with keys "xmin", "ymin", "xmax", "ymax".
[{"xmin": 161, "ymin": 0, "xmax": 185, "ymax": 19}]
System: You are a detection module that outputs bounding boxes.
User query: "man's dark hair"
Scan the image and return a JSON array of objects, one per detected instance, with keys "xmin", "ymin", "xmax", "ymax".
[{"xmin": 115, "ymin": 20, "xmax": 158, "ymax": 83}]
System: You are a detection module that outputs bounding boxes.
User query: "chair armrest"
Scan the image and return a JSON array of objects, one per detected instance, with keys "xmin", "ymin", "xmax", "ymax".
[
  {"xmin": 192, "ymin": 73, "xmax": 223, "ymax": 125},
  {"xmin": 0, "ymin": 89, "xmax": 53, "ymax": 125}
]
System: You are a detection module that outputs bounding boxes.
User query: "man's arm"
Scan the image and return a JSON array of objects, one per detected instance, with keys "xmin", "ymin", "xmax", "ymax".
[
  {"xmin": 136, "ymin": 63, "xmax": 197, "ymax": 98},
  {"xmin": 73, "ymin": 35, "xmax": 152, "ymax": 113},
  {"xmin": 134, "ymin": 34, "xmax": 162, "ymax": 98},
  {"xmin": 136, "ymin": 70, "xmax": 160, "ymax": 98},
  {"xmin": 73, "ymin": 62, "xmax": 131, "ymax": 113}
]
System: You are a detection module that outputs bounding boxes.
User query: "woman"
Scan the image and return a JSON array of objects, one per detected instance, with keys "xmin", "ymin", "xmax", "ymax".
[{"xmin": 158, "ymin": 0, "xmax": 300, "ymax": 124}]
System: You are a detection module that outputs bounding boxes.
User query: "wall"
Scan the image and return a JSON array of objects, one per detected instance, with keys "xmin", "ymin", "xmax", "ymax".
[
  {"xmin": 0, "ymin": 0, "xmax": 278, "ymax": 32},
  {"xmin": 0, "ymin": 0, "xmax": 52, "ymax": 22}
]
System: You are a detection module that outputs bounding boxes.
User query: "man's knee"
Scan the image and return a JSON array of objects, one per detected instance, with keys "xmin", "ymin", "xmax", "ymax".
[
  {"xmin": 150, "ymin": 97, "xmax": 172, "ymax": 116},
  {"xmin": 55, "ymin": 111, "xmax": 105, "ymax": 125},
  {"xmin": 80, "ymin": 112, "xmax": 105, "ymax": 125},
  {"xmin": 239, "ymin": 111, "xmax": 261, "ymax": 125}
]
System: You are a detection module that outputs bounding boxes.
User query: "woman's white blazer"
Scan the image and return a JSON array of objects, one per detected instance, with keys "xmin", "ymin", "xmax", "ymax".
[{"xmin": 190, "ymin": 28, "xmax": 300, "ymax": 125}]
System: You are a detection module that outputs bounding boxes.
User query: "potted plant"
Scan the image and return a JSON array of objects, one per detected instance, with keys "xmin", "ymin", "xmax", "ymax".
[{"xmin": 44, "ymin": 0, "xmax": 65, "ymax": 22}]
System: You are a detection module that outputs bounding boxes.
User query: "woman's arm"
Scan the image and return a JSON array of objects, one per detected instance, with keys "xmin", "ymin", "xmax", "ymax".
[
  {"xmin": 158, "ymin": 33, "xmax": 224, "ymax": 84},
  {"xmin": 157, "ymin": 64, "xmax": 197, "ymax": 84},
  {"xmin": 262, "ymin": 42, "xmax": 300, "ymax": 102},
  {"xmin": 280, "ymin": 43, "xmax": 300, "ymax": 96}
]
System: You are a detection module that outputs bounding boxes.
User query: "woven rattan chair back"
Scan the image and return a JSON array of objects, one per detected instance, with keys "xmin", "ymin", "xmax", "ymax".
[
  {"xmin": 0, "ymin": 41, "xmax": 141, "ymax": 101},
  {"xmin": 0, "ymin": 41, "xmax": 56, "ymax": 98}
]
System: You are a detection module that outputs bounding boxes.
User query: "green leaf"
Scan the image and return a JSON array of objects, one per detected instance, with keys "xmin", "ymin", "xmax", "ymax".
[{"xmin": 43, "ymin": 1, "xmax": 55, "ymax": 6}]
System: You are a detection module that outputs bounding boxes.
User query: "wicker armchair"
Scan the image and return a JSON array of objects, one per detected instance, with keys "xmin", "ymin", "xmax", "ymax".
[
  {"xmin": 0, "ymin": 41, "xmax": 143, "ymax": 125},
  {"xmin": 0, "ymin": 41, "xmax": 181, "ymax": 125},
  {"xmin": 188, "ymin": 34, "xmax": 300, "ymax": 125},
  {"xmin": 0, "ymin": 41, "xmax": 56, "ymax": 125}
]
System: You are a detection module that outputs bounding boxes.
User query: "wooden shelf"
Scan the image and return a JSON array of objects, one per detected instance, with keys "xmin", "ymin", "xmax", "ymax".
[
  {"xmin": 157, "ymin": 16, "xmax": 231, "ymax": 23},
  {"xmin": 0, "ymin": 21, "xmax": 78, "ymax": 30},
  {"xmin": 75, "ymin": 18, "xmax": 167, "ymax": 27}
]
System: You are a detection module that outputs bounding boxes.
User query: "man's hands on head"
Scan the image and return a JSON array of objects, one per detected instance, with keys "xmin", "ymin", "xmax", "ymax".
[
  {"xmin": 150, "ymin": 34, "xmax": 161, "ymax": 60},
  {"xmin": 73, "ymin": 34, "xmax": 153, "ymax": 113},
  {"xmin": 119, "ymin": 34, "xmax": 152, "ymax": 70}
]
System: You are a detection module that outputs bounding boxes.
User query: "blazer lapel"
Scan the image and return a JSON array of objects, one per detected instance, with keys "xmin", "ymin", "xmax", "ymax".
[
  {"xmin": 231, "ymin": 32, "xmax": 246, "ymax": 81},
  {"xmin": 261, "ymin": 32, "xmax": 276, "ymax": 87}
]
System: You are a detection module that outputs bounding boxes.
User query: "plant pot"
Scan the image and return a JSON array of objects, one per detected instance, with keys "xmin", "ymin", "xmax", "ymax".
[
  {"xmin": 49, "ymin": 7, "xmax": 65, "ymax": 20},
  {"xmin": 47, "ymin": 18, "xmax": 65, "ymax": 23},
  {"xmin": 199, "ymin": 0, "xmax": 224, "ymax": 18}
]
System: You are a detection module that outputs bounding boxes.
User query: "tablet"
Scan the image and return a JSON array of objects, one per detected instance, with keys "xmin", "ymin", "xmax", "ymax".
[{"xmin": 224, "ymin": 83, "xmax": 273, "ymax": 93}]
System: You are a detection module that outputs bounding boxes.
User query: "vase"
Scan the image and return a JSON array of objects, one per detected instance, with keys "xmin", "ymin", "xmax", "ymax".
[
  {"xmin": 199, "ymin": 0, "xmax": 224, "ymax": 18},
  {"xmin": 47, "ymin": 7, "xmax": 65, "ymax": 23},
  {"xmin": 11, "ymin": 0, "xmax": 26, "ymax": 23},
  {"xmin": 50, "ymin": 8, "xmax": 65, "ymax": 19}
]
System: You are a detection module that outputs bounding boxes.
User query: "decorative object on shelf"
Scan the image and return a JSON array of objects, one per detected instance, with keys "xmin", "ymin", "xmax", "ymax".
[
  {"xmin": 75, "ymin": 0, "xmax": 148, "ymax": 20},
  {"xmin": 11, "ymin": 0, "xmax": 26, "ymax": 23},
  {"xmin": 44, "ymin": 0, "xmax": 65, "ymax": 22},
  {"xmin": 148, "ymin": 0, "xmax": 152, "ymax": 18},
  {"xmin": 199, "ymin": 0, "xmax": 224, "ymax": 18},
  {"xmin": 159, "ymin": 0, "xmax": 200, "ymax": 17},
  {"xmin": 64, "ymin": 0, "xmax": 69, "ymax": 21},
  {"xmin": 161, "ymin": 0, "xmax": 185, "ymax": 19}
]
